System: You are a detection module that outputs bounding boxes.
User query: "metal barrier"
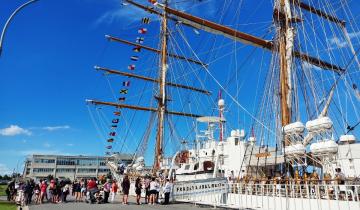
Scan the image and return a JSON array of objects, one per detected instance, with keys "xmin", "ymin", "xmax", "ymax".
[{"xmin": 173, "ymin": 180, "xmax": 360, "ymax": 210}]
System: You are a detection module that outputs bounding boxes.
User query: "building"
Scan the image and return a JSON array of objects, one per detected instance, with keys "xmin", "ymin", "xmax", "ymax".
[{"xmin": 23, "ymin": 154, "xmax": 132, "ymax": 181}]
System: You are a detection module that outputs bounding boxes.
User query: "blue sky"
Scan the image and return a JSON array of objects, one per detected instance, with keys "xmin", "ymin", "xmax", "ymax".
[{"xmin": 0, "ymin": 0, "xmax": 359, "ymax": 175}]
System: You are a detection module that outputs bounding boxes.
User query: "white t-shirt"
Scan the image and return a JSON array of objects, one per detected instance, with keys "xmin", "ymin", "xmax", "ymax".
[{"xmin": 150, "ymin": 181, "xmax": 156, "ymax": 191}]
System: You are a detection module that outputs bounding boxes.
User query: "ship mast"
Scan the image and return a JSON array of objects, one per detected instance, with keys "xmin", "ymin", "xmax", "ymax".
[
  {"xmin": 277, "ymin": 0, "xmax": 294, "ymax": 146},
  {"xmin": 154, "ymin": 0, "xmax": 169, "ymax": 171}
]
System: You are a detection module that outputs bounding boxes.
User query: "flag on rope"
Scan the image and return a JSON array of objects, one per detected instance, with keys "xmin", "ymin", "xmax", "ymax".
[
  {"xmin": 148, "ymin": 0, "xmax": 157, "ymax": 4},
  {"xmin": 128, "ymin": 64, "xmax": 135, "ymax": 70},
  {"xmin": 107, "ymin": 138, "xmax": 114, "ymax": 143},
  {"xmin": 105, "ymin": 151, "xmax": 111, "ymax": 155},
  {"xmin": 142, "ymin": 17, "xmax": 150, "ymax": 24},
  {"xmin": 111, "ymin": 125, "xmax": 118, "ymax": 129},
  {"xmin": 112, "ymin": 119, "xmax": 119, "ymax": 123},
  {"xmin": 136, "ymin": 37, "xmax": 144, "ymax": 44},
  {"xmin": 119, "ymin": 97, "xmax": 126, "ymax": 102},
  {"xmin": 109, "ymin": 132, "xmax": 116, "ymax": 136},
  {"xmin": 106, "ymin": 145, "xmax": 112, "ymax": 149},
  {"xmin": 120, "ymin": 89, "xmax": 128, "ymax": 94},
  {"xmin": 138, "ymin": 28, "xmax": 147, "ymax": 34},
  {"xmin": 123, "ymin": 81, "xmax": 130, "ymax": 87},
  {"xmin": 113, "ymin": 111, "xmax": 121, "ymax": 116},
  {"xmin": 133, "ymin": 46, "xmax": 141, "ymax": 52},
  {"xmin": 353, "ymin": 83, "xmax": 360, "ymax": 100},
  {"xmin": 130, "ymin": 56, "xmax": 139, "ymax": 61}
]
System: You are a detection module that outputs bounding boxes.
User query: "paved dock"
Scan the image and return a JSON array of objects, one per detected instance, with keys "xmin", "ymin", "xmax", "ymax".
[{"xmin": 27, "ymin": 195, "xmax": 218, "ymax": 210}]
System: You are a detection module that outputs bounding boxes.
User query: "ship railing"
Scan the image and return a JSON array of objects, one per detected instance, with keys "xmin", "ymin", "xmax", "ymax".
[
  {"xmin": 173, "ymin": 181, "xmax": 360, "ymax": 210},
  {"xmin": 227, "ymin": 182, "xmax": 360, "ymax": 201}
]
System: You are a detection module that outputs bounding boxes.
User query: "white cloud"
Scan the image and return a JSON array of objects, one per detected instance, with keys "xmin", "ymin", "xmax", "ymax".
[
  {"xmin": 327, "ymin": 31, "xmax": 360, "ymax": 49},
  {"xmin": 0, "ymin": 125, "xmax": 31, "ymax": 136},
  {"xmin": 66, "ymin": 143, "xmax": 74, "ymax": 147},
  {"xmin": 95, "ymin": 4, "xmax": 149, "ymax": 26},
  {"xmin": 302, "ymin": 62, "xmax": 322, "ymax": 71},
  {"xmin": 0, "ymin": 163, "xmax": 13, "ymax": 175},
  {"xmin": 42, "ymin": 125, "xmax": 70, "ymax": 131}
]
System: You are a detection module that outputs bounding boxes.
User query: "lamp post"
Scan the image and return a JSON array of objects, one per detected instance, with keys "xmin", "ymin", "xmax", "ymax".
[{"xmin": 0, "ymin": 0, "xmax": 39, "ymax": 57}]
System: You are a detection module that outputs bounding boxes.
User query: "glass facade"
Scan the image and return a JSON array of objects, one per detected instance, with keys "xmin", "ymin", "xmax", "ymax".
[
  {"xmin": 33, "ymin": 168, "xmax": 54, "ymax": 173},
  {"xmin": 98, "ymin": 168, "xmax": 110, "ymax": 173},
  {"xmin": 78, "ymin": 159, "xmax": 98, "ymax": 166},
  {"xmin": 34, "ymin": 159, "xmax": 55, "ymax": 164},
  {"xmin": 77, "ymin": 168, "xmax": 97, "ymax": 173},
  {"xmin": 57, "ymin": 159, "xmax": 76, "ymax": 165},
  {"xmin": 56, "ymin": 168, "xmax": 76, "ymax": 173}
]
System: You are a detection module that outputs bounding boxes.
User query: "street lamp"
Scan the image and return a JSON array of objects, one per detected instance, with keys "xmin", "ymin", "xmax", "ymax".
[{"xmin": 0, "ymin": 0, "xmax": 39, "ymax": 57}]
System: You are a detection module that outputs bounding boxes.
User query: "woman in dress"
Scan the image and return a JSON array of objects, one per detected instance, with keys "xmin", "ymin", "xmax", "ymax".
[{"xmin": 121, "ymin": 175, "xmax": 130, "ymax": 204}]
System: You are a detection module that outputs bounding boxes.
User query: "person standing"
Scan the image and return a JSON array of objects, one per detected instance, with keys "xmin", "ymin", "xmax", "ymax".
[
  {"xmin": 121, "ymin": 175, "xmax": 130, "ymax": 204},
  {"xmin": 110, "ymin": 180, "xmax": 118, "ymax": 203},
  {"xmin": 163, "ymin": 179, "xmax": 172, "ymax": 205},
  {"xmin": 135, "ymin": 177, "xmax": 142, "ymax": 205},
  {"xmin": 103, "ymin": 179, "xmax": 111, "ymax": 203},
  {"xmin": 149, "ymin": 177, "xmax": 157, "ymax": 205},
  {"xmin": 144, "ymin": 176, "xmax": 150, "ymax": 204},
  {"xmin": 40, "ymin": 181, "xmax": 47, "ymax": 204}
]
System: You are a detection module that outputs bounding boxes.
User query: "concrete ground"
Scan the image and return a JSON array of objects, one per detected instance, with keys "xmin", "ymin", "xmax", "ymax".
[{"xmin": 27, "ymin": 194, "xmax": 218, "ymax": 210}]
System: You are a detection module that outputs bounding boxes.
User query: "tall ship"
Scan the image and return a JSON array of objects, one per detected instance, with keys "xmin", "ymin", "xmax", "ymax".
[{"xmin": 86, "ymin": 0, "xmax": 360, "ymax": 209}]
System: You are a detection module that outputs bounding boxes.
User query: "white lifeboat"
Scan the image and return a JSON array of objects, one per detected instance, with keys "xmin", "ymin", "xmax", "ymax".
[
  {"xmin": 306, "ymin": 117, "xmax": 333, "ymax": 132},
  {"xmin": 136, "ymin": 165, "xmax": 144, "ymax": 171},
  {"xmin": 284, "ymin": 143, "xmax": 306, "ymax": 156},
  {"xmin": 339, "ymin": 135, "xmax": 356, "ymax": 144},
  {"xmin": 136, "ymin": 156, "xmax": 145, "ymax": 163},
  {"xmin": 310, "ymin": 140, "xmax": 338, "ymax": 154},
  {"xmin": 283, "ymin": 121, "xmax": 305, "ymax": 134},
  {"xmin": 132, "ymin": 163, "xmax": 139, "ymax": 169}
]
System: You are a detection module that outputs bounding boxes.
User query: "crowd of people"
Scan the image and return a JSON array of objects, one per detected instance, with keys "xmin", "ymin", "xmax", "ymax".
[{"xmin": 5, "ymin": 174, "xmax": 174, "ymax": 206}]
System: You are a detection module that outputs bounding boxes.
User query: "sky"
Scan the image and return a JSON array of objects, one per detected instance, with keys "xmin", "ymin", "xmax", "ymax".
[{"xmin": 0, "ymin": 0, "xmax": 359, "ymax": 175}]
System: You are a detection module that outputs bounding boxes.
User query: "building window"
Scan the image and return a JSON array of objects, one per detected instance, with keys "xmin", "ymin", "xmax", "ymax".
[
  {"xmin": 78, "ymin": 159, "xmax": 98, "ymax": 166},
  {"xmin": 98, "ymin": 168, "xmax": 110, "ymax": 173},
  {"xmin": 33, "ymin": 168, "xmax": 54, "ymax": 173},
  {"xmin": 56, "ymin": 168, "xmax": 76, "ymax": 173},
  {"xmin": 77, "ymin": 168, "xmax": 97, "ymax": 173},
  {"xmin": 99, "ymin": 161, "xmax": 106, "ymax": 166},
  {"xmin": 34, "ymin": 159, "xmax": 55, "ymax": 164},
  {"xmin": 57, "ymin": 159, "xmax": 76, "ymax": 165}
]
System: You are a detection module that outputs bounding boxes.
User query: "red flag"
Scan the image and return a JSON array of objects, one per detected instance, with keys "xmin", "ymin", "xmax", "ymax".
[
  {"xmin": 128, "ymin": 64, "xmax": 135, "ymax": 70},
  {"xmin": 148, "ymin": 0, "xmax": 157, "ymax": 4},
  {"xmin": 138, "ymin": 28, "xmax": 147, "ymax": 34},
  {"xmin": 114, "ymin": 111, "xmax": 121, "ymax": 116},
  {"xmin": 109, "ymin": 132, "xmax": 116, "ymax": 136}
]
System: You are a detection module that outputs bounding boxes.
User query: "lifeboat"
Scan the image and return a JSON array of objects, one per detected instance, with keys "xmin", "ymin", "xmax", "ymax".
[
  {"xmin": 284, "ymin": 143, "xmax": 306, "ymax": 156},
  {"xmin": 306, "ymin": 117, "xmax": 333, "ymax": 132},
  {"xmin": 310, "ymin": 140, "xmax": 338, "ymax": 154},
  {"xmin": 339, "ymin": 135, "xmax": 356, "ymax": 144},
  {"xmin": 283, "ymin": 122, "xmax": 305, "ymax": 134}
]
